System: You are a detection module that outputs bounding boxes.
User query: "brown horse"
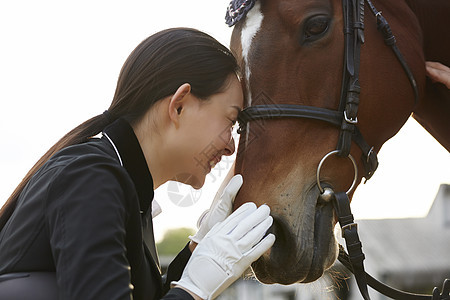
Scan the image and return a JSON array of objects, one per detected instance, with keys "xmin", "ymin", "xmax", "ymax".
[{"xmin": 227, "ymin": 0, "xmax": 450, "ymax": 285}]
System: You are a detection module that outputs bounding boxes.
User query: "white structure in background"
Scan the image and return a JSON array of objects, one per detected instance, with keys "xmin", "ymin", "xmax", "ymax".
[{"xmin": 343, "ymin": 184, "xmax": 450, "ymax": 300}]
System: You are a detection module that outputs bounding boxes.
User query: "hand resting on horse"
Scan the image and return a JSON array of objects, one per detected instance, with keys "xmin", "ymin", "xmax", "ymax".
[
  {"xmin": 189, "ymin": 174, "xmax": 243, "ymax": 249},
  {"xmin": 176, "ymin": 174, "xmax": 275, "ymax": 300},
  {"xmin": 426, "ymin": 61, "xmax": 450, "ymax": 89},
  {"xmin": 174, "ymin": 203, "xmax": 275, "ymax": 300}
]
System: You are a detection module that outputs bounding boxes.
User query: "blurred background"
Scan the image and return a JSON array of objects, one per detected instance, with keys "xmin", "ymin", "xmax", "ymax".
[{"xmin": 1, "ymin": 1, "xmax": 449, "ymax": 299}]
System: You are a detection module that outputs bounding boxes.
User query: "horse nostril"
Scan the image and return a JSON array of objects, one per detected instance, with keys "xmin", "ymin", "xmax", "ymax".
[
  {"xmin": 263, "ymin": 215, "xmax": 300, "ymax": 269},
  {"xmin": 267, "ymin": 216, "xmax": 288, "ymax": 252}
]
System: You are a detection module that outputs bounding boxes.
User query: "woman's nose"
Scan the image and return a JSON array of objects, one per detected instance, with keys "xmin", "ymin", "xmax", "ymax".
[{"xmin": 223, "ymin": 136, "xmax": 235, "ymax": 156}]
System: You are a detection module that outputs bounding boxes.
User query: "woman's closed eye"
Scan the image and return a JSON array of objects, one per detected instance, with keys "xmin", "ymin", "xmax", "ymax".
[{"xmin": 230, "ymin": 119, "xmax": 237, "ymax": 130}]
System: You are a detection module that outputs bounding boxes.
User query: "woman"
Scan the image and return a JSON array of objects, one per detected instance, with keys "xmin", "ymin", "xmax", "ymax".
[{"xmin": 0, "ymin": 28, "xmax": 275, "ymax": 300}]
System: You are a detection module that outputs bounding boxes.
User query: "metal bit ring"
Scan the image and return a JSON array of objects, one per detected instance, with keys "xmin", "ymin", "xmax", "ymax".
[{"xmin": 316, "ymin": 150, "xmax": 358, "ymax": 196}]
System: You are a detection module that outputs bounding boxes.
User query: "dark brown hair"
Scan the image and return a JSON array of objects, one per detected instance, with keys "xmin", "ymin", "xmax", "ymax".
[{"xmin": 0, "ymin": 28, "xmax": 239, "ymax": 230}]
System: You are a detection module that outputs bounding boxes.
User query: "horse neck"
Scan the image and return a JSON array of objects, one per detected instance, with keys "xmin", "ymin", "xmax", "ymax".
[
  {"xmin": 404, "ymin": 0, "xmax": 450, "ymax": 64},
  {"xmin": 404, "ymin": 0, "xmax": 450, "ymax": 152}
]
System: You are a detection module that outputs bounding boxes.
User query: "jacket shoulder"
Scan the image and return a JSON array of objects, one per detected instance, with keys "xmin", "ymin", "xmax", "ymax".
[{"xmin": 30, "ymin": 139, "xmax": 137, "ymax": 214}]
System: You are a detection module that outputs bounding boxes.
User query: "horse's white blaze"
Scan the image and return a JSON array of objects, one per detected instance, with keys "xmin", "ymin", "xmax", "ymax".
[{"xmin": 240, "ymin": 2, "xmax": 263, "ymax": 145}]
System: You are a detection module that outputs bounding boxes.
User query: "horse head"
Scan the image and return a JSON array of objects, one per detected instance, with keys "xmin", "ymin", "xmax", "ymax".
[{"xmin": 228, "ymin": 0, "xmax": 425, "ymax": 284}]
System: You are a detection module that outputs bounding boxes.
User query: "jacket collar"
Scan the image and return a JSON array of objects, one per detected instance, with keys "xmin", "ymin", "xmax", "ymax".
[{"xmin": 103, "ymin": 118, "xmax": 154, "ymax": 216}]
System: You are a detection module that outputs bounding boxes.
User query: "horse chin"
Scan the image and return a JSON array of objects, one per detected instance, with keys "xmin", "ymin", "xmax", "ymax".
[{"xmin": 251, "ymin": 186, "xmax": 338, "ymax": 285}]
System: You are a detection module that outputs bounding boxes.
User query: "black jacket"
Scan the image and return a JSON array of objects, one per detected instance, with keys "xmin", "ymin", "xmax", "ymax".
[{"xmin": 0, "ymin": 119, "xmax": 193, "ymax": 300}]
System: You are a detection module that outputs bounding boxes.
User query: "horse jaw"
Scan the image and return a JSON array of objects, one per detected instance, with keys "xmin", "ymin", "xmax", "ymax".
[{"xmin": 250, "ymin": 184, "xmax": 338, "ymax": 284}]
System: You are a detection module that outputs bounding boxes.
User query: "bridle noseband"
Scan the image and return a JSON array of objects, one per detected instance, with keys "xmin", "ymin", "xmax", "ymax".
[{"xmin": 231, "ymin": 0, "xmax": 449, "ymax": 299}]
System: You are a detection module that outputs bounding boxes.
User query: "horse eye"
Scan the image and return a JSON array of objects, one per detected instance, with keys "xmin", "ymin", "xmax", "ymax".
[{"xmin": 303, "ymin": 16, "xmax": 329, "ymax": 41}]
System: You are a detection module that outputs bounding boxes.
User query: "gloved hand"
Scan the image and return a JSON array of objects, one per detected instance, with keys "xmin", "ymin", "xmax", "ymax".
[
  {"xmin": 189, "ymin": 174, "xmax": 243, "ymax": 244},
  {"xmin": 173, "ymin": 202, "xmax": 275, "ymax": 300}
]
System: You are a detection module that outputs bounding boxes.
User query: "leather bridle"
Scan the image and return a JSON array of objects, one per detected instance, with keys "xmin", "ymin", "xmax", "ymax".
[
  {"xmin": 237, "ymin": 0, "xmax": 419, "ymax": 182},
  {"xmin": 234, "ymin": 0, "xmax": 449, "ymax": 299}
]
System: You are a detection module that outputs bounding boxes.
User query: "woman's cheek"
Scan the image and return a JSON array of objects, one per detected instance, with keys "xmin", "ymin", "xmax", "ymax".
[{"xmin": 218, "ymin": 125, "xmax": 233, "ymax": 145}]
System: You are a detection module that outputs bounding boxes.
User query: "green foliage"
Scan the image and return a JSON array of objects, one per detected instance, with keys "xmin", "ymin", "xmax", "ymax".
[{"xmin": 156, "ymin": 227, "xmax": 195, "ymax": 256}]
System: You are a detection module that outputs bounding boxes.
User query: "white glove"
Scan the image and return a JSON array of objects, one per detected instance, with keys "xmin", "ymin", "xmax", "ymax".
[
  {"xmin": 173, "ymin": 202, "xmax": 275, "ymax": 300},
  {"xmin": 189, "ymin": 175, "xmax": 243, "ymax": 244}
]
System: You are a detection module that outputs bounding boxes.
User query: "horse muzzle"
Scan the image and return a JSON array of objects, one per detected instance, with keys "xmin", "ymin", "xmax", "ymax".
[{"xmin": 251, "ymin": 185, "xmax": 339, "ymax": 284}]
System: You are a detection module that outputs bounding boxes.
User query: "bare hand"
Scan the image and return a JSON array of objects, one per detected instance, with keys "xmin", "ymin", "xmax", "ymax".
[{"xmin": 426, "ymin": 61, "xmax": 450, "ymax": 89}]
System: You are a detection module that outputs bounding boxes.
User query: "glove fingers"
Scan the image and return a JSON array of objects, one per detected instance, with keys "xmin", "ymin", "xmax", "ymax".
[
  {"xmin": 209, "ymin": 195, "xmax": 234, "ymax": 225},
  {"xmin": 198, "ymin": 175, "xmax": 243, "ymax": 231},
  {"xmin": 202, "ymin": 175, "xmax": 244, "ymax": 232},
  {"xmin": 243, "ymin": 233, "xmax": 276, "ymax": 264},
  {"xmin": 210, "ymin": 175, "xmax": 243, "ymax": 222},
  {"xmin": 212, "ymin": 202, "xmax": 257, "ymax": 235},
  {"xmin": 237, "ymin": 215, "xmax": 273, "ymax": 253},
  {"xmin": 213, "ymin": 198, "xmax": 232, "ymax": 220},
  {"xmin": 196, "ymin": 209, "xmax": 210, "ymax": 229},
  {"xmin": 220, "ymin": 174, "xmax": 243, "ymax": 202},
  {"xmin": 230, "ymin": 204, "xmax": 270, "ymax": 240}
]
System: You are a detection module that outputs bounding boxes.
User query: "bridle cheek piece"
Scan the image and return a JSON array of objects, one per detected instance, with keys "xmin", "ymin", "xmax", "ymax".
[
  {"xmin": 237, "ymin": 0, "xmax": 419, "ymax": 183},
  {"xmin": 231, "ymin": 0, "xmax": 449, "ymax": 299}
]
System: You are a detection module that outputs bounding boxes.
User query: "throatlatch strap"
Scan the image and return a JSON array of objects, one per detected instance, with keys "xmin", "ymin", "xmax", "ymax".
[{"xmin": 365, "ymin": 0, "xmax": 419, "ymax": 105}]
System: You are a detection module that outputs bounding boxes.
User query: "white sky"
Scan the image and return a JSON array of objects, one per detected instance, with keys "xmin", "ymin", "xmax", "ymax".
[{"xmin": 1, "ymin": 1, "xmax": 449, "ymax": 243}]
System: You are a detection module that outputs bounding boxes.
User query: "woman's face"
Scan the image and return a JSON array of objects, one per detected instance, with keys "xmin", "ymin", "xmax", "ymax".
[{"xmin": 176, "ymin": 75, "xmax": 243, "ymax": 188}]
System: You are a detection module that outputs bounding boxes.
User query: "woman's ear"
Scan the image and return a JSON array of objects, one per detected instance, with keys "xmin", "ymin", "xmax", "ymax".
[{"xmin": 168, "ymin": 83, "xmax": 191, "ymax": 126}]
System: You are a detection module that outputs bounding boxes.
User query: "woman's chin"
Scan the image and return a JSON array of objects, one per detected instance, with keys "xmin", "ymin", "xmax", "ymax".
[
  {"xmin": 190, "ymin": 179, "xmax": 204, "ymax": 190},
  {"xmin": 172, "ymin": 173, "xmax": 204, "ymax": 189}
]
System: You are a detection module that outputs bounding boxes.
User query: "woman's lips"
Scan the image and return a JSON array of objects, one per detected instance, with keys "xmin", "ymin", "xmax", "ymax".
[{"xmin": 208, "ymin": 155, "xmax": 222, "ymax": 169}]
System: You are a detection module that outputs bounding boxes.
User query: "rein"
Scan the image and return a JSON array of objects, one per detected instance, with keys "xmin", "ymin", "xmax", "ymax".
[
  {"xmin": 230, "ymin": 0, "xmax": 449, "ymax": 298},
  {"xmin": 333, "ymin": 190, "xmax": 450, "ymax": 300}
]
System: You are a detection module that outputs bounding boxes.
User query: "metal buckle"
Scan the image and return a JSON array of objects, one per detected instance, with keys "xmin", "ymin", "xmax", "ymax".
[
  {"xmin": 342, "ymin": 223, "xmax": 358, "ymax": 238},
  {"xmin": 344, "ymin": 111, "xmax": 358, "ymax": 124},
  {"xmin": 366, "ymin": 146, "xmax": 374, "ymax": 163}
]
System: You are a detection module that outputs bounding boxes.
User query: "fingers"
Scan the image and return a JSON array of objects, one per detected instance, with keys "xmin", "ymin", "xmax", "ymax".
[
  {"xmin": 426, "ymin": 61, "xmax": 450, "ymax": 89},
  {"xmin": 243, "ymin": 233, "xmax": 276, "ymax": 263},
  {"xmin": 212, "ymin": 202, "xmax": 257, "ymax": 235},
  {"xmin": 236, "ymin": 214, "xmax": 273, "ymax": 253},
  {"xmin": 208, "ymin": 174, "xmax": 243, "ymax": 224},
  {"xmin": 207, "ymin": 202, "xmax": 274, "ymax": 262},
  {"xmin": 214, "ymin": 175, "xmax": 243, "ymax": 217},
  {"xmin": 426, "ymin": 61, "xmax": 450, "ymax": 72},
  {"xmin": 230, "ymin": 204, "xmax": 270, "ymax": 240},
  {"xmin": 220, "ymin": 174, "xmax": 243, "ymax": 203},
  {"xmin": 196, "ymin": 209, "xmax": 210, "ymax": 229},
  {"xmin": 197, "ymin": 175, "xmax": 243, "ymax": 230}
]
